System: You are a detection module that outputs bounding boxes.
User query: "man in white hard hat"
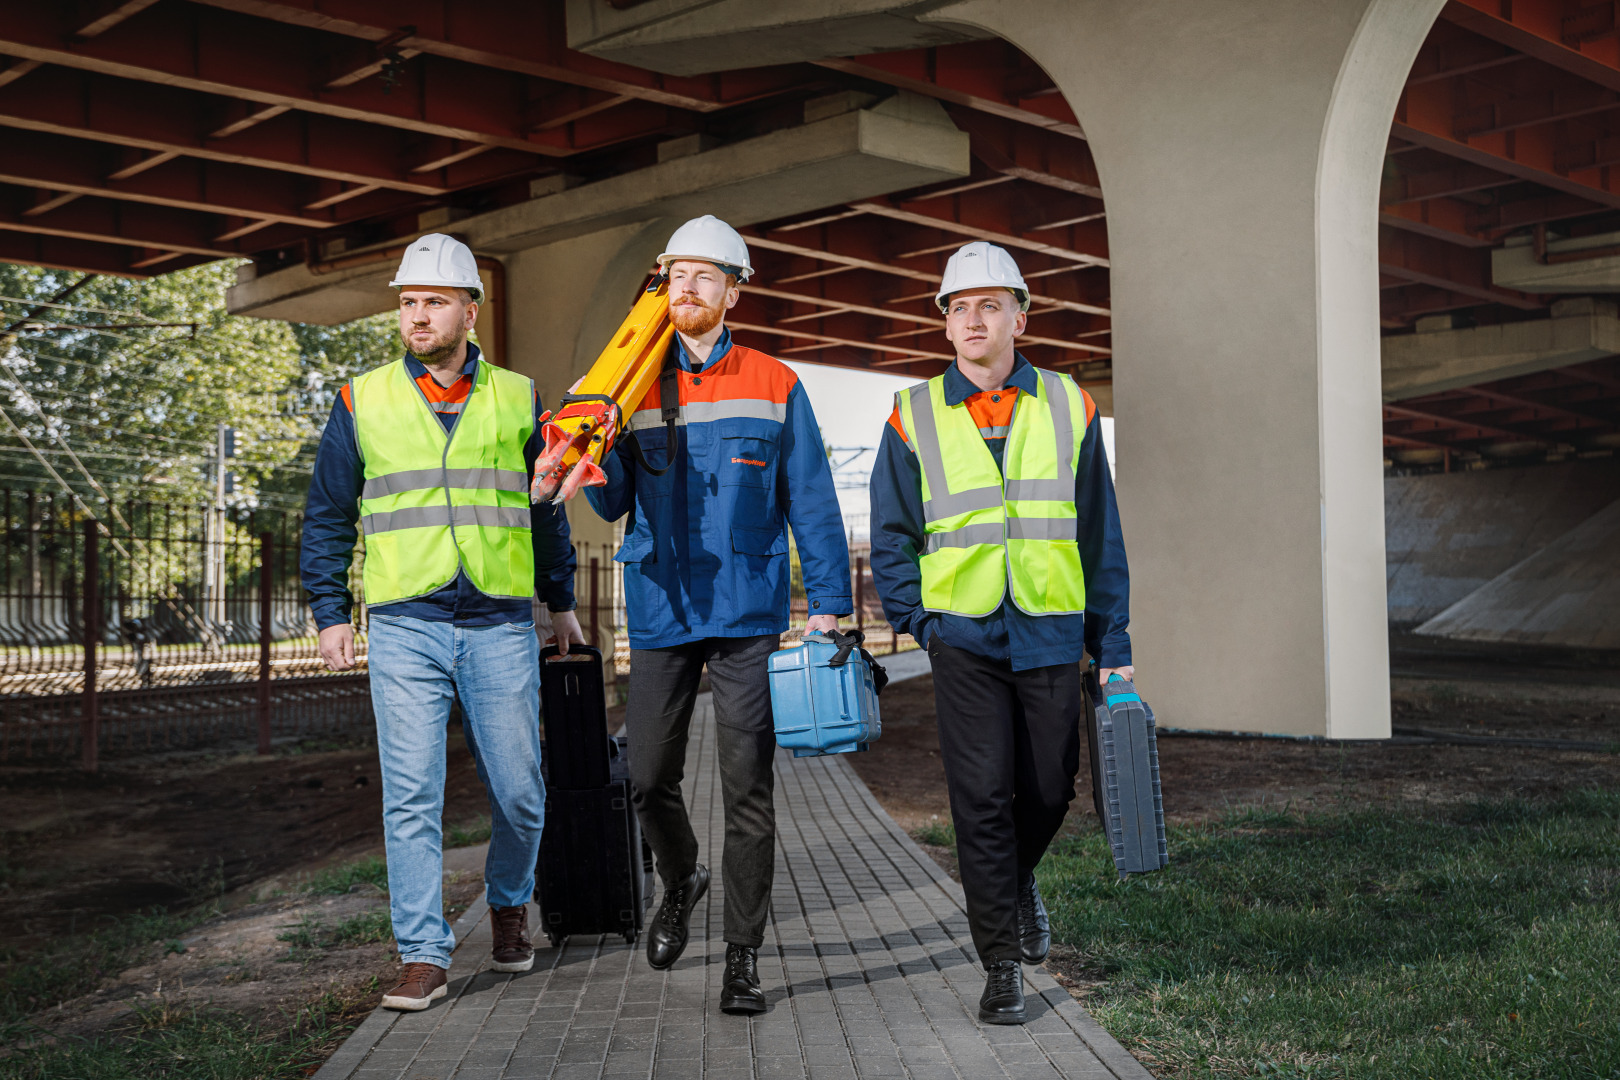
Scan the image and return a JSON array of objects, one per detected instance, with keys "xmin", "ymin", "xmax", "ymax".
[
  {"xmin": 303, "ymin": 233, "xmax": 585, "ymax": 1011},
  {"xmin": 869, "ymin": 241, "xmax": 1133, "ymax": 1025},
  {"xmin": 583, "ymin": 215, "xmax": 850, "ymax": 1014}
]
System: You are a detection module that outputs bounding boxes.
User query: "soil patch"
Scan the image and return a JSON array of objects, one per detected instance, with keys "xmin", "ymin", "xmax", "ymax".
[
  {"xmin": 14, "ymin": 859, "xmax": 486, "ymax": 1062},
  {"xmin": 0, "ymin": 729, "xmax": 494, "ymax": 958}
]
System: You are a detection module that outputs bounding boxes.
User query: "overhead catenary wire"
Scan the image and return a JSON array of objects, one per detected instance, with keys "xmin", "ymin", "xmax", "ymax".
[
  {"xmin": 0, "ymin": 280, "xmax": 374, "ymax": 509},
  {"xmin": 0, "ymin": 276, "xmax": 97, "ymax": 338},
  {"xmin": 0, "ymin": 398, "xmax": 133, "ymax": 558},
  {"xmin": 0, "ymin": 355, "xmax": 141, "ymax": 539}
]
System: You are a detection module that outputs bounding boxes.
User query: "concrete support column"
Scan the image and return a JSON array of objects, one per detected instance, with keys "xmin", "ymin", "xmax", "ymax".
[{"xmin": 922, "ymin": 0, "xmax": 1445, "ymax": 736}]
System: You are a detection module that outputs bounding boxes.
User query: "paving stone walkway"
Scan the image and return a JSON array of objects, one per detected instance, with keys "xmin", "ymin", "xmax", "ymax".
[{"xmin": 316, "ymin": 667, "xmax": 1153, "ymax": 1080}]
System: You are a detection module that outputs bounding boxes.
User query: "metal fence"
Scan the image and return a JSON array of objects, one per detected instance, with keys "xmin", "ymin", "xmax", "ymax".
[
  {"xmin": 0, "ymin": 491, "xmax": 910, "ymax": 765},
  {"xmin": 0, "ymin": 492, "xmax": 368, "ymax": 765}
]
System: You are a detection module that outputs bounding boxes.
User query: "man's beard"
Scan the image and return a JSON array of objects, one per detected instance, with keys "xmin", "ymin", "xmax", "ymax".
[
  {"xmin": 400, "ymin": 324, "xmax": 466, "ymax": 363},
  {"xmin": 670, "ymin": 297, "xmax": 724, "ymax": 337}
]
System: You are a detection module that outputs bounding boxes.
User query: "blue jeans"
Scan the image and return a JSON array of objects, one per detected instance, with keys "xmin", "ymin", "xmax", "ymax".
[{"xmin": 368, "ymin": 613, "xmax": 543, "ymax": 969}]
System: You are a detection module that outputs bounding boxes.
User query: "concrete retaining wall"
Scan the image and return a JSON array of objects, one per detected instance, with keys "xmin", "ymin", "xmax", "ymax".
[{"xmin": 1385, "ymin": 459, "xmax": 1620, "ymax": 627}]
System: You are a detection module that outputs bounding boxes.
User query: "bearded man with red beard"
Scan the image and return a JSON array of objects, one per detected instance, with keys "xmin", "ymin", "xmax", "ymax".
[{"xmin": 584, "ymin": 216, "xmax": 851, "ymax": 1015}]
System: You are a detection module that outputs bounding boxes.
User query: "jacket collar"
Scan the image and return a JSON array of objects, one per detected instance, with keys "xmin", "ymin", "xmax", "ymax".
[
  {"xmin": 942, "ymin": 352, "xmax": 1036, "ymax": 406},
  {"xmin": 673, "ymin": 326, "xmax": 732, "ymax": 373},
  {"xmin": 403, "ymin": 342, "xmax": 482, "ymax": 383}
]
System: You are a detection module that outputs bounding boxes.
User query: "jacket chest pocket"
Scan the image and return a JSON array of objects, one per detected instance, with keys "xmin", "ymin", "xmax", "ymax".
[
  {"xmin": 721, "ymin": 435, "xmax": 776, "ymax": 488},
  {"xmin": 629, "ymin": 428, "xmax": 679, "ymax": 488}
]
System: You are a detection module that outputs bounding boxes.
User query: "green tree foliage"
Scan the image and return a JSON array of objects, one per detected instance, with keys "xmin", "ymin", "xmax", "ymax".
[{"xmin": 0, "ymin": 261, "xmax": 396, "ymax": 513}]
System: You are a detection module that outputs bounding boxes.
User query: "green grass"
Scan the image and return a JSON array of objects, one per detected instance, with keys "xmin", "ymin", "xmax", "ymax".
[
  {"xmin": 300, "ymin": 854, "xmax": 388, "ymax": 896},
  {"xmin": 276, "ymin": 910, "xmax": 393, "ymax": 961},
  {"xmin": 913, "ymin": 819, "xmax": 957, "ymax": 848},
  {"xmin": 0, "ymin": 909, "xmax": 200, "ymax": 1040},
  {"xmin": 0, "ymin": 987, "xmax": 372, "ymax": 1079},
  {"xmin": 1040, "ymin": 790, "xmax": 1620, "ymax": 1079},
  {"xmin": 446, "ymin": 814, "xmax": 492, "ymax": 848}
]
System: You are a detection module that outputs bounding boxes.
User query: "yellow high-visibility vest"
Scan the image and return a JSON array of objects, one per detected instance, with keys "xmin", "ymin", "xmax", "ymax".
[
  {"xmin": 895, "ymin": 368, "xmax": 1087, "ymax": 616},
  {"xmin": 350, "ymin": 358, "xmax": 534, "ymax": 607}
]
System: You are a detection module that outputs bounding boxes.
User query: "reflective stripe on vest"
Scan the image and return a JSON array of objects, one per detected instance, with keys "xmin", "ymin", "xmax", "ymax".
[
  {"xmin": 350, "ymin": 359, "xmax": 535, "ymax": 607},
  {"xmin": 897, "ymin": 368, "xmax": 1086, "ymax": 617}
]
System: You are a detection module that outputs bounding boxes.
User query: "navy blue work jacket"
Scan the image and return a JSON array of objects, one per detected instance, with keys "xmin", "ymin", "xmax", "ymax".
[
  {"xmin": 868, "ymin": 355, "xmax": 1132, "ymax": 671},
  {"xmin": 585, "ymin": 328, "xmax": 852, "ymax": 648}
]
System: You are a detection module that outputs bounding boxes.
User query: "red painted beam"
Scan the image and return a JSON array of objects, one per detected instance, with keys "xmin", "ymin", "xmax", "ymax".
[
  {"xmin": 1385, "ymin": 402, "xmax": 1553, "ymax": 444},
  {"xmin": 1380, "ymin": 197, "xmax": 1494, "ymax": 247},
  {"xmin": 948, "ymin": 108, "xmax": 1102, "ymax": 199},
  {"xmin": 1381, "ymin": 161, "xmax": 1515, "ymax": 204},
  {"xmin": 1394, "ymin": 77, "xmax": 1620, "ymax": 210},
  {"xmin": 188, "ymin": 0, "xmax": 806, "ymax": 112},
  {"xmin": 0, "ymin": 3, "xmax": 676, "ymax": 156},
  {"xmin": 1380, "ymin": 283, "xmax": 1506, "ymax": 323},
  {"xmin": 1451, "ymin": 78, "xmax": 1620, "ymax": 140},
  {"xmin": 0, "ymin": 187, "xmax": 236, "ymax": 257},
  {"xmin": 0, "ymin": 128, "xmax": 340, "ymax": 226},
  {"xmin": 0, "ymin": 127, "xmax": 440, "ymax": 244},
  {"xmin": 1378, "ymin": 226, "xmax": 1542, "ymax": 309},
  {"xmin": 1467, "ymin": 189, "xmax": 1609, "ymax": 232},
  {"xmin": 0, "ymin": 231, "xmax": 159, "ymax": 277},
  {"xmin": 1442, "ymin": 0, "xmax": 1620, "ymax": 93},
  {"xmin": 0, "ymin": 67, "xmax": 456, "ymax": 194},
  {"xmin": 1407, "ymin": 22, "xmax": 1525, "ymax": 84}
]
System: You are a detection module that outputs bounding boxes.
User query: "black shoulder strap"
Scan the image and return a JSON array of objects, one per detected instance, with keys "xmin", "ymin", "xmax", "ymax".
[
  {"xmin": 622, "ymin": 358, "xmax": 681, "ymax": 476},
  {"xmin": 822, "ymin": 628, "xmax": 889, "ymax": 694}
]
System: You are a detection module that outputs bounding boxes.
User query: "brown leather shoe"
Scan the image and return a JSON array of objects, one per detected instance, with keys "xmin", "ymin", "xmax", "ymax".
[
  {"xmin": 490, "ymin": 904, "xmax": 534, "ymax": 973},
  {"xmin": 381, "ymin": 962, "xmax": 448, "ymax": 1011}
]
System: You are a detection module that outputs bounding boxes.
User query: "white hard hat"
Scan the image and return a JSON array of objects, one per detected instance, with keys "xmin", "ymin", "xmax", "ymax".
[
  {"xmin": 935, "ymin": 241, "xmax": 1030, "ymax": 313},
  {"xmin": 390, "ymin": 233, "xmax": 483, "ymax": 302},
  {"xmin": 657, "ymin": 215, "xmax": 753, "ymax": 282}
]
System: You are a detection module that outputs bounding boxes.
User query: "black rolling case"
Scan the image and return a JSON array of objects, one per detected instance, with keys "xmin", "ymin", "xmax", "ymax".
[
  {"xmin": 539, "ymin": 644, "xmax": 611, "ymax": 789},
  {"xmin": 535, "ymin": 646, "xmax": 652, "ymax": 945},
  {"xmin": 1083, "ymin": 669, "xmax": 1169, "ymax": 879}
]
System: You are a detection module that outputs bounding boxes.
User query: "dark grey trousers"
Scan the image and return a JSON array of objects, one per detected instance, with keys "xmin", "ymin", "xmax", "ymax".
[{"xmin": 624, "ymin": 634, "xmax": 778, "ymax": 948}]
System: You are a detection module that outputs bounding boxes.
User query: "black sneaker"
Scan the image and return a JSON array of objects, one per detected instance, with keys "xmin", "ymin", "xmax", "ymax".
[
  {"xmin": 978, "ymin": 959, "xmax": 1027, "ymax": 1024},
  {"xmin": 1017, "ymin": 871, "xmax": 1051, "ymax": 964},
  {"xmin": 646, "ymin": 864, "xmax": 710, "ymax": 970},
  {"xmin": 719, "ymin": 943, "xmax": 766, "ymax": 1015}
]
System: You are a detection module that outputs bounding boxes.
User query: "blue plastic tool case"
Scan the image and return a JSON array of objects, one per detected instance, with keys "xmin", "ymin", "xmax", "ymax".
[
  {"xmin": 1083, "ymin": 670, "xmax": 1169, "ymax": 878},
  {"xmin": 768, "ymin": 633, "xmax": 882, "ymax": 757}
]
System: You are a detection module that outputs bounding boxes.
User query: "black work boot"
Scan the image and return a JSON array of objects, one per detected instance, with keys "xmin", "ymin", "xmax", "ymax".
[
  {"xmin": 719, "ymin": 943, "xmax": 767, "ymax": 1015},
  {"xmin": 979, "ymin": 958, "xmax": 1027, "ymax": 1024},
  {"xmin": 646, "ymin": 864, "xmax": 710, "ymax": 970},
  {"xmin": 1017, "ymin": 871, "xmax": 1051, "ymax": 965}
]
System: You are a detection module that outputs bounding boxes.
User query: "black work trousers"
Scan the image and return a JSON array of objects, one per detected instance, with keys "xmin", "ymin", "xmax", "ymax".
[
  {"xmin": 624, "ymin": 634, "xmax": 778, "ymax": 949},
  {"xmin": 928, "ymin": 634, "xmax": 1083, "ymax": 965}
]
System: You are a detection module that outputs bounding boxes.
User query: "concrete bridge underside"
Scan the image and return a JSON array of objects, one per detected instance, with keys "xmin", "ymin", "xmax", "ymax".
[{"xmin": 10, "ymin": 2, "xmax": 1620, "ymax": 734}]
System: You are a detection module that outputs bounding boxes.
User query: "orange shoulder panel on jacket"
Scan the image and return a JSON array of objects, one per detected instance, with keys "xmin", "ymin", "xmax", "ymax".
[
  {"xmin": 1079, "ymin": 385, "xmax": 1098, "ymax": 429},
  {"xmin": 633, "ymin": 342, "xmax": 800, "ymax": 413},
  {"xmin": 340, "ymin": 383, "xmax": 353, "ymax": 412},
  {"xmin": 696, "ymin": 343, "xmax": 799, "ymax": 404},
  {"xmin": 887, "ymin": 406, "xmax": 908, "ymax": 444}
]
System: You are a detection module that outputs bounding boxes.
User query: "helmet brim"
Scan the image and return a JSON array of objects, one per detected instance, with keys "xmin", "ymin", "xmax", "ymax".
[
  {"xmin": 655, "ymin": 255, "xmax": 752, "ymax": 283},
  {"xmin": 392, "ymin": 281, "xmax": 483, "ymax": 303},
  {"xmin": 935, "ymin": 287, "xmax": 1031, "ymax": 314}
]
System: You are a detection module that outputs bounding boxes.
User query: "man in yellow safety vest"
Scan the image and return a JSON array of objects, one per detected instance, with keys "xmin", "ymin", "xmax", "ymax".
[
  {"xmin": 869, "ymin": 241, "xmax": 1133, "ymax": 1025},
  {"xmin": 303, "ymin": 233, "xmax": 584, "ymax": 1012}
]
